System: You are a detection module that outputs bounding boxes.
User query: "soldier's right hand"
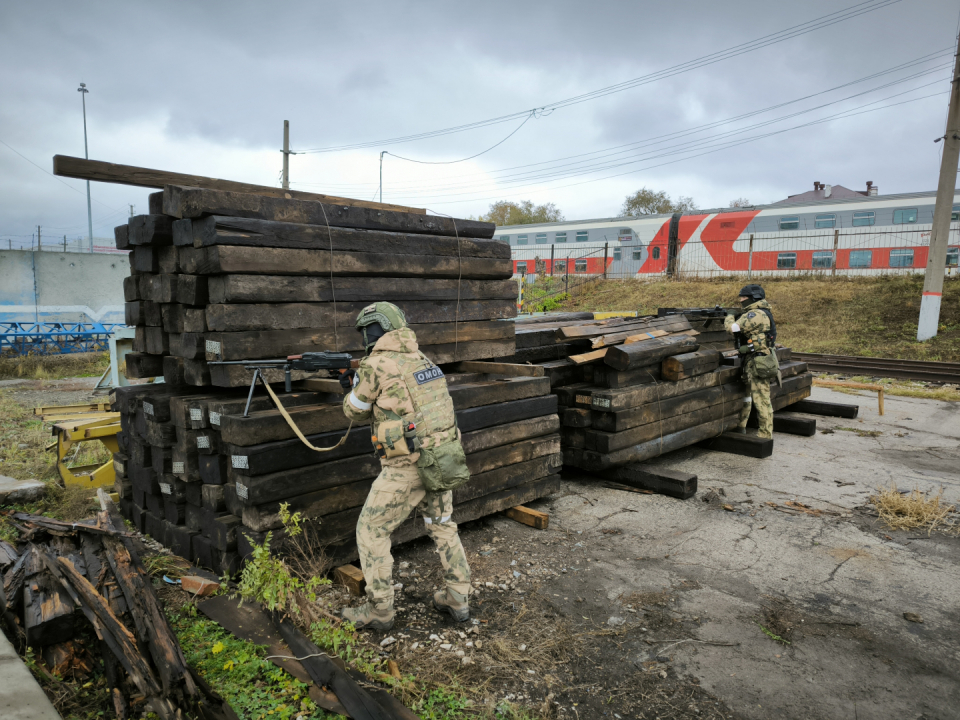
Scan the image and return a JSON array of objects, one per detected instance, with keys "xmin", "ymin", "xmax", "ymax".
[{"xmin": 339, "ymin": 368, "xmax": 357, "ymax": 391}]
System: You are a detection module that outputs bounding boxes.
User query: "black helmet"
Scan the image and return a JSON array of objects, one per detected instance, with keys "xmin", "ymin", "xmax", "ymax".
[{"xmin": 738, "ymin": 284, "xmax": 765, "ymax": 304}]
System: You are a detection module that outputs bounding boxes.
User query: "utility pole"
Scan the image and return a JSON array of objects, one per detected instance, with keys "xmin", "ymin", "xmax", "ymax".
[
  {"xmin": 37, "ymin": 225, "xmax": 41, "ymax": 251},
  {"xmin": 282, "ymin": 120, "xmax": 290, "ymax": 190},
  {"xmin": 380, "ymin": 151, "xmax": 386, "ymax": 204},
  {"xmin": 78, "ymin": 83, "xmax": 93, "ymax": 252},
  {"xmin": 918, "ymin": 31, "xmax": 960, "ymax": 341},
  {"xmin": 129, "ymin": 204, "xmax": 135, "ymax": 217}
]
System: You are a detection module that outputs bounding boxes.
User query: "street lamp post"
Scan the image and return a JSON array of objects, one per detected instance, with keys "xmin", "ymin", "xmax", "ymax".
[{"xmin": 78, "ymin": 83, "xmax": 93, "ymax": 252}]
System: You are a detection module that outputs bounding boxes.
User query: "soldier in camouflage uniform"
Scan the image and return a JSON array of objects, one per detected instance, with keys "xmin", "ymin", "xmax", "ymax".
[
  {"xmin": 339, "ymin": 302, "xmax": 471, "ymax": 631},
  {"xmin": 724, "ymin": 284, "xmax": 777, "ymax": 439}
]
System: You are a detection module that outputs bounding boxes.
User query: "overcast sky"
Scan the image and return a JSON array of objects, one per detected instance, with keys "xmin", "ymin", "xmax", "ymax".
[{"xmin": 1, "ymin": 0, "xmax": 958, "ymax": 247}]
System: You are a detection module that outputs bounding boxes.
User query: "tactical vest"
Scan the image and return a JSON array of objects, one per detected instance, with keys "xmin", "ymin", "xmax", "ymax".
[{"xmin": 373, "ymin": 351, "xmax": 457, "ymax": 456}]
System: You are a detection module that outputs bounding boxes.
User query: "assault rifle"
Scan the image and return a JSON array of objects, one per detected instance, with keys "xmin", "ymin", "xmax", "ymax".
[
  {"xmin": 209, "ymin": 352, "xmax": 358, "ymax": 416},
  {"xmin": 657, "ymin": 306, "xmax": 741, "ymax": 319}
]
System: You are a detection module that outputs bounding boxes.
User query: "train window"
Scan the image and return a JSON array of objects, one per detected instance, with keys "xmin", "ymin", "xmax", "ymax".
[
  {"xmin": 633, "ymin": 250, "xmax": 644, "ymax": 260},
  {"xmin": 779, "ymin": 217, "xmax": 800, "ymax": 230},
  {"xmin": 499, "ymin": 235, "xmax": 510, "ymax": 243},
  {"xmin": 812, "ymin": 251, "xmax": 834, "ymax": 268},
  {"xmin": 852, "ymin": 211, "xmax": 875, "ymax": 226},
  {"xmin": 555, "ymin": 232, "xmax": 567, "ymax": 243},
  {"xmin": 777, "ymin": 252, "xmax": 797, "ymax": 269},
  {"xmin": 890, "ymin": 248, "xmax": 914, "ymax": 267},
  {"xmin": 849, "ymin": 250, "xmax": 872, "ymax": 268},
  {"xmin": 517, "ymin": 234, "xmax": 528, "ymax": 245},
  {"xmin": 574, "ymin": 259, "xmax": 587, "ymax": 272},
  {"xmin": 893, "ymin": 208, "xmax": 918, "ymax": 224},
  {"xmin": 720, "ymin": 221, "xmax": 736, "ymax": 229},
  {"xmin": 618, "ymin": 228, "xmax": 633, "ymax": 241},
  {"xmin": 517, "ymin": 263, "xmax": 527, "ymax": 276},
  {"xmin": 576, "ymin": 231, "xmax": 589, "ymax": 242},
  {"xmin": 815, "ymin": 214, "xmax": 836, "ymax": 229},
  {"xmin": 555, "ymin": 261, "xmax": 566, "ymax": 273},
  {"xmin": 536, "ymin": 233, "xmax": 548, "ymax": 244},
  {"xmin": 947, "ymin": 246, "xmax": 959, "ymax": 266},
  {"xmin": 613, "ymin": 247, "xmax": 622, "ymax": 261},
  {"xmin": 952, "ymin": 207, "xmax": 960, "ymax": 221},
  {"xmin": 651, "ymin": 247, "xmax": 660, "ymax": 260}
]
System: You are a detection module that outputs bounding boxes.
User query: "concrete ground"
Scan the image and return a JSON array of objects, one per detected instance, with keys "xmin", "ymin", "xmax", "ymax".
[
  {"xmin": 526, "ymin": 386, "xmax": 959, "ymax": 719},
  {"xmin": 0, "ymin": 629, "xmax": 61, "ymax": 720}
]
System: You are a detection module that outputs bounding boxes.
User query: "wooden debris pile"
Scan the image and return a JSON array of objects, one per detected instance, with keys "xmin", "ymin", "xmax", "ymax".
[
  {"xmin": 504, "ymin": 310, "xmax": 814, "ymax": 470},
  {"xmin": 0, "ymin": 492, "xmax": 236, "ymax": 720}
]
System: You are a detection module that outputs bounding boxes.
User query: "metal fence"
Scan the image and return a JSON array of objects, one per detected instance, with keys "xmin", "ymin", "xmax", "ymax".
[
  {"xmin": 0, "ymin": 236, "xmax": 125, "ymax": 254},
  {"xmin": 512, "ymin": 227, "xmax": 960, "ymax": 281},
  {"xmin": 0, "ymin": 322, "xmax": 126, "ymax": 356}
]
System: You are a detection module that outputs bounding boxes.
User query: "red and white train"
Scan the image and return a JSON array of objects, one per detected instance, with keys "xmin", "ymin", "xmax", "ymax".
[{"xmin": 502, "ymin": 185, "xmax": 960, "ymax": 277}]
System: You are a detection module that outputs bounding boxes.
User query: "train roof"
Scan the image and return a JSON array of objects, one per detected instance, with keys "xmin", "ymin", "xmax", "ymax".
[{"xmin": 494, "ymin": 189, "xmax": 949, "ymax": 232}]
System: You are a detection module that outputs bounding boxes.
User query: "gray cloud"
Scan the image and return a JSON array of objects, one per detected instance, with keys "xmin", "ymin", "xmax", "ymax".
[{"xmin": 0, "ymin": 0, "xmax": 956, "ymax": 244}]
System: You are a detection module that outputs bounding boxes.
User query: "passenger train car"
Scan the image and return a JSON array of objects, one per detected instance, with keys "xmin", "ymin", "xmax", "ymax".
[{"xmin": 500, "ymin": 188, "xmax": 960, "ymax": 278}]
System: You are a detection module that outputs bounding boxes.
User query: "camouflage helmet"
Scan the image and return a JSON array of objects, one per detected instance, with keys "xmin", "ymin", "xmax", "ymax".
[
  {"xmin": 738, "ymin": 284, "xmax": 765, "ymax": 302},
  {"xmin": 355, "ymin": 302, "xmax": 407, "ymax": 353},
  {"xmin": 355, "ymin": 302, "xmax": 408, "ymax": 332}
]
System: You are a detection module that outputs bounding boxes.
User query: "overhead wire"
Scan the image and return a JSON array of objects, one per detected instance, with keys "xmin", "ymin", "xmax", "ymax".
[
  {"xmin": 290, "ymin": 48, "xmax": 951, "ymax": 195},
  {"xmin": 294, "ymin": 0, "xmax": 902, "ymax": 154}
]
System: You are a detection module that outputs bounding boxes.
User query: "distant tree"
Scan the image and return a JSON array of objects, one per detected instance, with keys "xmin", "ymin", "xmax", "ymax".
[
  {"xmin": 729, "ymin": 197, "xmax": 752, "ymax": 208},
  {"xmin": 620, "ymin": 188, "xmax": 699, "ymax": 216},
  {"xmin": 481, "ymin": 200, "xmax": 564, "ymax": 226}
]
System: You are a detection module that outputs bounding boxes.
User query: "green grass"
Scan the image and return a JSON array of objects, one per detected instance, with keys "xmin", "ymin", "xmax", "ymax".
[
  {"xmin": 559, "ymin": 275, "xmax": 960, "ymax": 361},
  {"xmin": 169, "ymin": 604, "xmax": 331, "ymax": 720},
  {"xmin": 0, "ymin": 352, "xmax": 109, "ymax": 380}
]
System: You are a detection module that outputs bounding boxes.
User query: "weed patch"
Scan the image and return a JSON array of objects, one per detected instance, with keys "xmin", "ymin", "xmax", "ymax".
[
  {"xmin": 0, "ymin": 352, "xmax": 109, "ymax": 380},
  {"xmin": 871, "ymin": 483, "xmax": 958, "ymax": 535}
]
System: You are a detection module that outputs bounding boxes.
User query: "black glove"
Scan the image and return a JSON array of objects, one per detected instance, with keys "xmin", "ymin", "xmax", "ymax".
[{"xmin": 339, "ymin": 368, "xmax": 357, "ymax": 391}]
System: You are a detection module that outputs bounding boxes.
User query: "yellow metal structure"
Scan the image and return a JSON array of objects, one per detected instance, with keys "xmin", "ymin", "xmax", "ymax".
[
  {"xmin": 37, "ymin": 403, "xmax": 120, "ymax": 489},
  {"xmin": 592, "ymin": 311, "xmax": 638, "ymax": 320}
]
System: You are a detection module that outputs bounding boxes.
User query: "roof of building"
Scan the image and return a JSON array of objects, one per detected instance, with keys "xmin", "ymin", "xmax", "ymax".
[{"xmin": 772, "ymin": 183, "xmax": 870, "ymax": 204}]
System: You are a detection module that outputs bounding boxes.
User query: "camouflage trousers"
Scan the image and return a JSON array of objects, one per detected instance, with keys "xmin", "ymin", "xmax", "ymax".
[
  {"xmin": 739, "ymin": 362, "xmax": 774, "ymax": 439},
  {"xmin": 356, "ymin": 459, "xmax": 471, "ymax": 608}
]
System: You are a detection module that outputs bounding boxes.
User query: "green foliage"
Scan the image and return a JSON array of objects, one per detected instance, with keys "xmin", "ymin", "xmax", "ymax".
[
  {"xmin": 235, "ymin": 503, "xmax": 330, "ymax": 614},
  {"xmin": 169, "ymin": 608, "xmax": 329, "ymax": 720},
  {"xmin": 414, "ymin": 686, "xmax": 473, "ymax": 719},
  {"xmin": 309, "ymin": 619, "xmax": 382, "ymax": 677},
  {"xmin": 621, "ymin": 187, "xmax": 697, "ymax": 216},
  {"xmin": 481, "ymin": 200, "xmax": 564, "ymax": 226}
]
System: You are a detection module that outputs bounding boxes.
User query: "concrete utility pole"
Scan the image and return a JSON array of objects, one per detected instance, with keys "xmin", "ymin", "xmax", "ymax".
[
  {"xmin": 282, "ymin": 120, "xmax": 290, "ymax": 190},
  {"xmin": 129, "ymin": 204, "xmax": 135, "ymax": 217},
  {"xmin": 78, "ymin": 83, "xmax": 93, "ymax": 252},
  {"xmin": 918, "ymin": 32, "xmax": 960, "ymax": 341},
  {"xmin": 37, "ymin": 225, "xmax": 41, "ymax": 251},
  {"xmin": 380, "ymin": 151, "xmax": 386, "ymax": 204}
]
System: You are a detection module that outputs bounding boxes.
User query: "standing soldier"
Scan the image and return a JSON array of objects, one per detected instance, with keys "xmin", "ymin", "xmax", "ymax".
[
  {"xmin": 339, "ymin": 302, "xmax": 472, "ymax": 630},
  {"xmin": 724, "ymin": 284, "xmax": 780, "ymax": 439}
]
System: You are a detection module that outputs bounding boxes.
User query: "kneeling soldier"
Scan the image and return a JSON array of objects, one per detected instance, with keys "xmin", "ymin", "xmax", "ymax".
[{"xmin": 340, "ymin": 302, "xmax": 472, "ymax": 630}]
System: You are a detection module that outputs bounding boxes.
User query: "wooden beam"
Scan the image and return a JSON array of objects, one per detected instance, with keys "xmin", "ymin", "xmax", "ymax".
[
  {"xmin": 52, "ymin": 155, "xmax": 424, "ymax": 214},
  {"xmin": 449, "ymin": 361, "xmax": 544, "ymax": 377},
  {"xmin": 504, "ymin": 505, "xmax": 549, "ymax": 530},
  {"xmin": 699, "ymin": 431, "xmax": 774, "ymax": 458},
  {"xmin": 784, "ymin": 399, "xmax": 859, "ymax": 419}
]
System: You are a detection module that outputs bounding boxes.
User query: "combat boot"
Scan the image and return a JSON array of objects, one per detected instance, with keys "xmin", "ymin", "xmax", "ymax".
[
  {"xmin": 433, "ymin": 587, "xmax": 470, "ymax": 622},
  {"xmin": 342, "ymin": 602, "xmax": 394, "ymax": 631}
]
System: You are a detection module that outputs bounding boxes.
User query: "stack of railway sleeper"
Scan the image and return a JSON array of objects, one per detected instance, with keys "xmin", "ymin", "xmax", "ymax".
[
  {"xmin": 224, "ymin": 373, "xmax": 562, "ymax": 564},
  {"xmin": 118, "ymin": 184, "xmax": 517, "ymax": 387}
]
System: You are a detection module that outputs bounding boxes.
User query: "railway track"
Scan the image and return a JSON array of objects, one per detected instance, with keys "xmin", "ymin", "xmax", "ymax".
[{"xmin": 792, "ymin": 352, "xmax": 960, "ymax": 385}]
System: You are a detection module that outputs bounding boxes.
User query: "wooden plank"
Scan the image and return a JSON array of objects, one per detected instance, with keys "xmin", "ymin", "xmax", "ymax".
[
  {"xmin": 176, "ymin": 275, "xmax": 208, "ymax": 306},
  {"xmin": 604, "ymin": 335, "xmax": 700, "ymax": 371},
  {"xmin": 588, "ymin": 401, "xmax": 742, "ymax": 453},
  {"xmin": 559, "ymin": 317, "xmax": 690, "ymax": 341},
  {"xmin": 784, "ymin": 399, "xmax": 859, "ymax": 419},
  {"xmin": 460, "ymin": 414, "xmax": 560, "ymax": 454},
  {"xmin": 662, "ymin": 349, "xmax": 721, "ymax": 381},
  {"xmin": 114, "ymin": 224, "xmax": 130, "ymax": 250},
  {"xmin": 591, "ymin": 383, "xmax": 744, "ymax": 433},
  {"xmin": 504, "ymin": 505, "xmax": 549, "ymax": 530},
  {"xmin": 124, "ymin": 353, "xmax": 164, "ymax": 379},
  {"xmin": 204, "ymin": 322, "xmax": 513, "ymax": 360},
  {"xmin": 234, "ymin": 454, "xmax": 380, "ymax": 506},
  {"xmin": 564, "ymin": 414, "xmax": 740, "ymax": 470},
  {"xmin": 128, "ymin": 214, "xmax": 174, "ymax": 246},
  {"xmin": 466, "ymin": 435, "xmax": 560, "ymax": 476},
  {"xmin": 590, "ymin": 366, "xmax": 741, "ymax": 411},
  {"xmin": 220, "ymin": 403, "xmax": 351, "ymax": 446},
  {"xmin": 187, "ymin": 244, "xmax": 511, "ymax": 279},
  {"xmin": 194, "ymin": 215, "xmax": 507, "ymax": 256},
  {"xmin": 122, "ymin": 275, "xmax": 140, "ymax": 301},
  {"xmin": 598, "ymin": 465, "xmax": 698, "ymax": 500},
  {"xmin": 568, "ymin": 348, "xmax": 608, "ymax": 365},
  {"xmin": 52, "ymin": 155, "xmax": 424, "ymax": 214},
  {"xmin": 699, "ymin": 431, "xmax": 774, "ymax": 458},
  {"xmin": 591, "ymin": 327, "xmax": 670, "ymax": 349},
  {"xmin": 333, "ymin": 565, "xmax": 365, "ymax": 596},
  {"xmin": 208, "ymin": 275, "xmax": 517, "ymax": 303},
  {"xmin": 449, "ymin": 361, "xmax": 544, "ymax": 377}
]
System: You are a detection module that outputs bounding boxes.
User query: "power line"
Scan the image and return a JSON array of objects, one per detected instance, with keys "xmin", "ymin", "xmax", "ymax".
[
  {"xmin": 296, "ymin": 0, "xmax": 902, "ymax": 154},
  {"xmin": 383, "ymin": 112, "xmax": 536, "ymax": 164},
  {"xmin": 292, "ymin": 56, "xmax": 950, "ymax": 198}
]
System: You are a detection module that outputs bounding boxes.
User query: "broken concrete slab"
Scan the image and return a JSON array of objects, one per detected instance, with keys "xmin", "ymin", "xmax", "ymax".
[{"xmin": 0, "ymin": 476, "xmax": 46, "ymax": 505}]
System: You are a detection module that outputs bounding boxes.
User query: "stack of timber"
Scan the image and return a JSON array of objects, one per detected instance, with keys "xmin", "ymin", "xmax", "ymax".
[
  {"xmin": 504, "ymin": 310, "xmax": 813, "ymax": 471},
  {"xmin": 224, "ymin": 371, "xmax": 562, "ymax": 564},
  {"xmin": 0, "ymin": 493, "xmax": 237, "ymax": 720},
  {"xmin": 107, "ymin": 182, "xmax": 569, "ymax": 570},
  {"xmin": 119, "ymin": 184, "xmax": 517, "ymax": 387}
]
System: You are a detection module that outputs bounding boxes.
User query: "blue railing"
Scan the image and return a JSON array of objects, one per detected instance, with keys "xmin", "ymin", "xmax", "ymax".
[{"xmin": 0, "ymin": 322, "xmax": 127, "ymax": 356}]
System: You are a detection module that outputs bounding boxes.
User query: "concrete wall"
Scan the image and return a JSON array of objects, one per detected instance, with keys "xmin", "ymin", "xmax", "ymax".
[{"xmin": 0, "ymin": 250, "xmax": 128, "ymax": 324}]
